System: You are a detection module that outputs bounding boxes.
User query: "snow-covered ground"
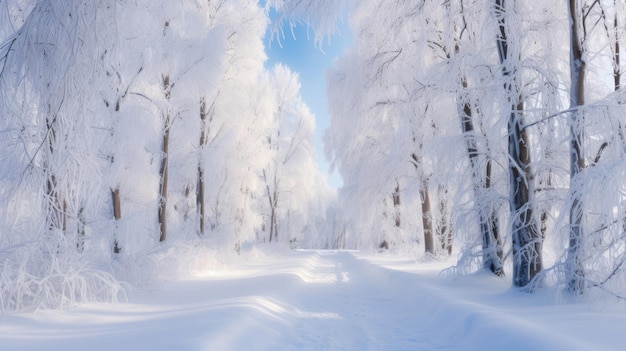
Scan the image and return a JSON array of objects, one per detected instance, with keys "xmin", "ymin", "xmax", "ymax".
[{"xmin": 1, "ymin": 249, "xmax": 625, "ymax": 350}]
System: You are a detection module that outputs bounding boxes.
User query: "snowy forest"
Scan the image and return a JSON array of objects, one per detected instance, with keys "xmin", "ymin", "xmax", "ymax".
[{"xmin": 2, "ymin": 0, "xmax": 626, "ymax": 316}]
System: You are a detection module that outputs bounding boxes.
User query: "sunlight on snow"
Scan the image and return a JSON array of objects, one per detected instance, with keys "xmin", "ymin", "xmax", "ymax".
[{"xmin": 294, "ymin": 309, "xmax": 342, "ymax": 319}]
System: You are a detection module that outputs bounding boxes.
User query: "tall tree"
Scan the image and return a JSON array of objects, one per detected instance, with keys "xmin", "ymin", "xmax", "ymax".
[
  {"xmin": 445, "ymin": 1, "xmax": 504, "ymax": 274},
  {"xmin": 494, "ymin": 0, "xmax": 542, "ymax": 288},
  {"xmin": 566, "ymin": 0, "xmax": 587, "ymax": 295},
  {"xmin": 0, "ymin": 0, "xmax": 125, "ymax": 311},
  {"xmin": 99, "ymin": 43, "xmax": 144, "ymax": 254},
  {"xmin": 458, "ymin": 76, "xmax": 503, "ymax": 274},
  {"xmin": 259, "ymin": 64, "xmax": 322, "ymax": 243},
  {"xmin": 196, "ymin": 97, "xmax": 210, "ymax": 236}
]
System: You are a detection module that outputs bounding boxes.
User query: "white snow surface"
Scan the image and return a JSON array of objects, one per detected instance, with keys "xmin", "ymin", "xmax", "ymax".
[{"xmin": 1, "ymin": 249, "xmax": 625, "ymax": 351}]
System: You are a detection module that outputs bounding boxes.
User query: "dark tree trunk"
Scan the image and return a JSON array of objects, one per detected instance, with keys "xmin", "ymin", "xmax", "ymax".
[
  {"xmin": 613, "ymin": 1, "xmax": 620, "ymax": 93},
  {"xmin": 111, "ymin": 187, "xmax": 122, "ymax": 254},
  {"xmin": 197, "ymin": 97, "xmax": 207, "ymax": 236},
  {"xmin": 495, "ymin": 0, "xmax": 542, "ymax": 287},
  {"xmin": 450, "ymin": 8, "xmax": 504, "ymax": 273},
  {"xmin": 271, "ymin": 176, "xmax": 278, "ymax": 241},
  {"xmin": 263, "ymin": 169, "xmax": 278, "ymax": 242},
  {"xmin": 411, "ymin": 152, "xmax": 434, "ymax": 255},
  {"xmin": 45, "ymin": 114, "xmax": 67, "ymax": 236},
  {"xmin": 269, "ymin": 205, "xmax": 277, "ymax": 242},
  {"xmin": 458, "ymin": 76, "xmax": 504, "ymax": 275}
]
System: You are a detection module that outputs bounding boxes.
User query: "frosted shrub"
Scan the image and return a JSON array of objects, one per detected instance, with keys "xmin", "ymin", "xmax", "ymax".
[{"xmin": 0, "ymin": 242, "xmax": 124, "ymax": 313}]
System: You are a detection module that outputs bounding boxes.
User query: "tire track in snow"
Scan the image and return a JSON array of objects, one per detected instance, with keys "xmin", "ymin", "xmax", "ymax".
[
  {"xmin": 272, "ymin": 250, "xmax": 592, "ymax": 351},
  {"xmin": 291, "ymin": 251, "xmax": 594, "ymax": 351},
  {"xmin": 0, "ymin": 249, "xmax": 605, "ymax": 350},
  {"xmin": 281, "ymin": 250, "xmax": 433, "ymax": 350}
]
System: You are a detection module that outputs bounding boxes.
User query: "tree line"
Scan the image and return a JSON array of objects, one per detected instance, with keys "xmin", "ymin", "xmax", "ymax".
[
  {"xmin": 2, "ymin": 0, "xmax": 626, "ymax": 311},
  {"xmin": 275, "ymin": 0, "xmax": 626, "ymax": 297},
  {"xmin": 0, "ymin": 0, "xmax": 332, "ymax": 311}
]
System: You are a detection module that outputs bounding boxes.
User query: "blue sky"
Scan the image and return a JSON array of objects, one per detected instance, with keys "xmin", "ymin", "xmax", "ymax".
[{"xmin": 264, "ymin": 13, "xmax": 352, "ymax": 189}]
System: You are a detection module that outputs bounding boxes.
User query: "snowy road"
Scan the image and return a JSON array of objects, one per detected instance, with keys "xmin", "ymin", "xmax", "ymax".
[{"xmin": 1, "ymin": 249, "xmax": 625, "ymax": 350}]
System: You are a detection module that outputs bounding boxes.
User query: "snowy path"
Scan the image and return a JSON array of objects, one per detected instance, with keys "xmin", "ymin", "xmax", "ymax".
[{"xmin": 1, "ymin": 249, "xmax": 626, "ymax": 350}]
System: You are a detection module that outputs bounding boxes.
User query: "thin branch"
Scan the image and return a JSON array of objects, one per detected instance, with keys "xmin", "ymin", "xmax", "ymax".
[
  {"xmin": 521, "ymin": 107, "xmax": 578, "ymax": 130},
  {"xmin": 0, "ymin": 37, "xmax": 17, "ymax": 78},
  {"xmin": 592, "ymin": 142, "xmax": 608, "ymax": 165}
]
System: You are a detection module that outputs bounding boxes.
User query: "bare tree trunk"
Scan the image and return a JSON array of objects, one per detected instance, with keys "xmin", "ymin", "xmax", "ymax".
[
  {"xmin": 112, "ymin": 189, "xmax": 121, "ymax": 220},
  {"xmin": 458, "ymin": 75, "xmax": 504, "ymax": 275},
  {"xmin": 567, "ymin": 0, "xmax": 586, "ymax": 294},
  {"xmin": 393, "ymin": 181, "xmax": 401, "ymax": 228},
  {"xmin": 449, "ymin": 7, "xmax": 504, "ymax": 273},
  {"xmin": 269, "ymin": 205, "xmax": 277, "ymax": 242},
  {"xmin": 539, "ymin": 174, "xmax": 551, "ymax": 240},
  {"xmin": 411, "ymin": 151, "xmax": 434, "ymax": 255},
  {"xmin": 484, "ymin": 154, "xmax": 504, "ymax": 271},
  {"xmin": 263, "ymin": 169, "xmax": 278, "ymax": 242},
  {"xmin": 495, "ymin": 0, "xmax": 542, "ymax": 288},
  {"xmin": 271, "ymin": 175, "xmax": 278, "ymax": 241},
  {"xmin": 613, "ymin": 0, "xmax": 620, "ymax": 93},
  {"xmin": 111, "ymin": 187, "xmax": 122, "ymax": 254},
  {"xmin": 158, "ymin": 74, "xmax": 171, "ymax": 243},
  {"xmin": 111, "ymin": 105, "xmax": 122, "ymax": 252},
  {"xmin": 77, "ymin": 207, "xmax": 86, "ymax": 252},
  {"xmin": 46, "ymin": 173, "xmax": 66, "ymax": 232},
  {"xmin": 420, "ymin": 183, "xmax": 434, "ymax": 255},
  {"xmin": 45, "ymin": 115, "xmax": 67, "ymax": 236},
  {"xmin": 197, "ymin": 167, "xmax": 205, "ymax": 236},
  {"xmin": 105, "ymin": 65, "xmax": 141, "ymax": 254},
  {"xmin": 538, "ymin": 136, "xmax": 554, "ymax": 241},
  {"xmin": 197, "ymin": 97, "xmax": 207, "ymax": 236},
  {"xmin": 444, "ymin": 0, "xmax": 505, "ymax": 273},
  {"xmin": 111, "ymin": 113, "xmax": 121, "ymax": 253}
]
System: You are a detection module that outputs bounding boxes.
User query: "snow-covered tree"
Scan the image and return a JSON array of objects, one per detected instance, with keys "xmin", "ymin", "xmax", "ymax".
[
  {"xmin": 0, "ymin": 0, "xmax": 122, "ymax": 310},
  {"xmin": 0, "ymin": 0, "xmax": 334, "ymax": 311},
  {"xmin": 258, "ymin": 64, "xmax": 328, "ymax": 245},
  {"xmin": 494, "ymin": 0, "xmax": 542, "ymax": 287},
  {"xmin": 274, "ymin": 0, "xmax": 626, "ymax": 298}
]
